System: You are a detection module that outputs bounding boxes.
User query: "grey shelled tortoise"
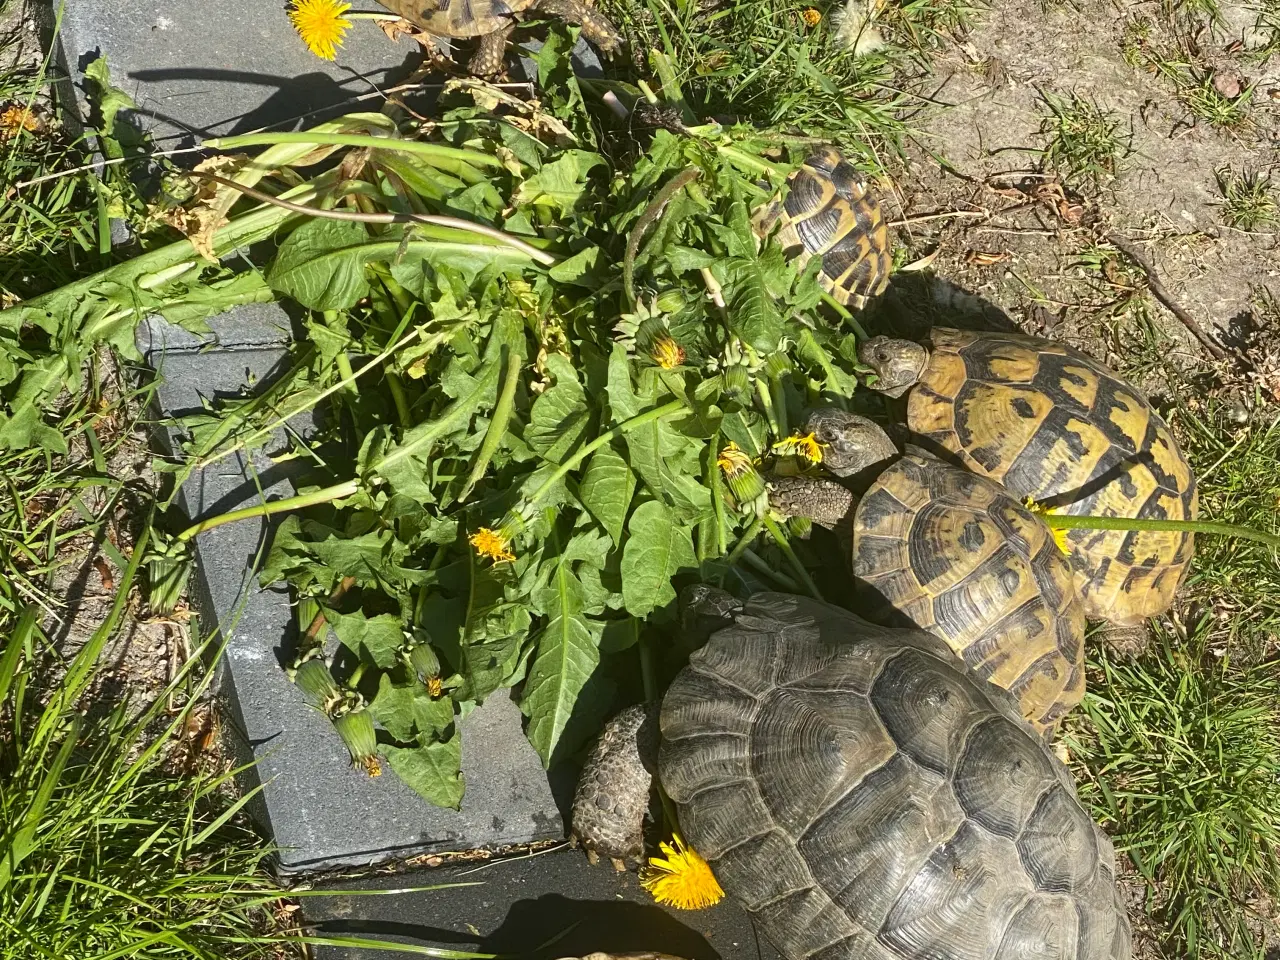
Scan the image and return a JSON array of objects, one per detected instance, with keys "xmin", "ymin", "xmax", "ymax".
[
  {"xmin": 571, "ymin": 590, "xmax": 1130, "ymax": 960},
  {"xmin": 376, "ymin": 0, "xmax": 622, "ymax": 77}
]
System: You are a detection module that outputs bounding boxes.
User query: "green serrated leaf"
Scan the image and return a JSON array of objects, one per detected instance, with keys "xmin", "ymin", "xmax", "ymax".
[
  {"xmin": 726, "ymin": 260, "xmax": 785, "ymax": 354},
  {"xmin": 268, "ymin": 218, "xmax": 372, "ymax": 311},
  {"xmin": 620, "ymin": 500, "xmax": 697, "ymax": 618},
  {"xmin": 327, "ymin": 610, "xmax": 405, "ymax": 669},
  {"xmin": 521, "ymin": 611, "xmax": 602, "ymax": 767},
  {"xmin": 548, "ymin": 246, "xmax": 601, "ymax": 286},
  {"xmin": 381, "ymin": 735, "xmax": 465, "ymax": 809},
  {"xmin": 526, "ymin": 355, "xmax": 591, "ymax": 462},
  {"xmin": 512, "ymin": 150, "xmax": 605, "ymax": 214},
  {"xmin": 371, "ymin": 674, "xmax": 455, "ymax": 741},
  {"xmin": 578, "ymin": 443, "xmax": 636, "ymax": 547}
]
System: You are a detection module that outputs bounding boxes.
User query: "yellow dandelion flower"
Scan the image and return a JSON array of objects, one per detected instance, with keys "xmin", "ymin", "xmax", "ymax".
[
  {"xmin": 469, "ymin": 526, "xmax": 516, "ymax": 564},
  {"xmin": 801, "ymin": 7, "xmax": 822, "ymax": 26},
  {"xmin": 0, "ymin": 105, "xmax": 40, "ymax": 138},
  {"xmin": 641, "ymin": 834, "xmax": 725, "ymax": 910},
  {"xmin": 716, "ymin": 442, "xmax": 767, "ymax": 513},
  {"xmin": 1023, "ymin": 497, "xmax": 1072, "ymax": 556},
  {"xmin": 426, "ymin": 675, "xmax": 444, "ymax": 698},
  {"xmin": 772, "ymin": 431, "xmax": 825, "ymax": 464},
  {"xmin": 650, "ymin": 333, "xmax": 686, "ymax": 369},
  {"xmin": 288, "ymin": 0, "xmax": 353, "ymax": 60},
  {"xmin": 716, "ymin": 441, "xmax": 752, "ymax": 476}
]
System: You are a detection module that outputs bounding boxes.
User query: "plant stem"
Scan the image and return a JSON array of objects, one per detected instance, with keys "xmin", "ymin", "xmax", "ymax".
[
  {"xmin": 203, "ymin": 132, "xmax": 504, "ymax": 169},
  {"xmin": 176, "ymin": 480, "xmax": 359, "ymax": 542},
  {"xmin": 325, "ymin": 311, "xmax": 358, "ymax": 395},
  {"xmin": 386, "ymin": 372, "xmax": 413, "ymax": 430},
  {"xmin": 725, "ymin": 514, "xmax": 764, "ymax": 566},
  {"xmin": 819, "ymin": 291, "xmax": 870, "ymax": 340},
  {"xmin": 521, "ymin": 399, "xmax": 688, "ymax": 512},
  {"xmin": 739, "ymin": 549, "xmax": 800, "ymax": 592},
  {"xmin": 1041, "ymin": 514, "xmax": 1280, "ymax": 548},
  {"xmin": 458, "ymin": 341, "xmax": 524, "ymax": 503},
  {"xmin": 756, "ymin": 377, "xmax": 780, "ymax": 437},
  {"xmin": 762, "ymin": 516, "xmax": 823, "ymax": 601}
]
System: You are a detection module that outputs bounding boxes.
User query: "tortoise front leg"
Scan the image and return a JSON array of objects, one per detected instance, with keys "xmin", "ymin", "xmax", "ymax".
[
  {"xmin": 767, "ymin": 474, "xmax": 856, "ymax": 531},
  {"xmin": 529, "ymin": 0, "xmax": 622, "ymax": 55},
  {"xmin": 570, "ymin": 702, "xmax": 658, "ymax": 871},
  {"xmin": 468, "ymin": 21, "xmax": 516, "ymax": 77}
]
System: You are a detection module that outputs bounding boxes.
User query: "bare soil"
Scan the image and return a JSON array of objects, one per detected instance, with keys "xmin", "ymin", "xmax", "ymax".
[{"xmin": 880, "ymin": 0, "xmax": 1280, "ymax": 406}]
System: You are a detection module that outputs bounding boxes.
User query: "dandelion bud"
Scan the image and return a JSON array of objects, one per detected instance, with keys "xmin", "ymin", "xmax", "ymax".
[
  {"xmin": 723, "ymin": 364, "xmax": 751, "ymax": 398},
  {"xmin": 764, "ymin": 351, "xmax": 792, "ymax": 379},
  {"xmin": 409, "ymin": 643, "xmax": 441, "ymax": 685},
  {"xmin": 334, "ymin": 709, "xmax": 381, "ymax": 777},
  {"xmin": 654, "ymin": 289, "xmax": 687, "ymax": 314},
  {"xmin": 787, "ymin": 515, "xmax": 813, "ymax": 540},
  {"xmin": 650, "ymin": 333, "xmax": 686, "ymax": 369},
  {"xmin": 717, "ymin": 442, "xmax": 767, "ymax": 514},
  {"xmin": 293, "ymin": 657, "xmax": 343, "ymax": 715}
]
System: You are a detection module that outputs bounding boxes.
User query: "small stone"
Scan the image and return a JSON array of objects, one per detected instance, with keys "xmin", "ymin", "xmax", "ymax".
[{"xmin": 1212, "ymin": 67, "xmax": 1244, "ymax": 100}]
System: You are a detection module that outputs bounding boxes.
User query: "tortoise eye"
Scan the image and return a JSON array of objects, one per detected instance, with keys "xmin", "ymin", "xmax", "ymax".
[{"xmin": 875, "ymin": 349, "xmax": 890, "ymax": 362}]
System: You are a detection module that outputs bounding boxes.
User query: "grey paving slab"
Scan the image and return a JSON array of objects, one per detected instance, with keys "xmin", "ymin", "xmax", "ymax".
[
  {"xmin": 140, "ymin": 313, "xmax": 564, "ymax": 873},
  {"xmin": 305, "ymin": 846, "xmax": 783, "ymax": 960},
  {"xmin": 55, "ymin": 1, "xmax": 605, "ymax": 145}
]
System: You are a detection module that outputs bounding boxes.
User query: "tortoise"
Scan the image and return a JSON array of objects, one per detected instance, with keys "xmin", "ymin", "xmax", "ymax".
[
  {"xmin": 376, "ymin": 0, "xmax": 622, "ymax": 77},
  {"xmin": 857, "ymin": 327, "xmax": 1198, "ymax": 625},
  {"xmin": 767, "ymin": 407, "xmax": 1085, "ymax": 735},
  {"xmin": 571, "ymin": 589, "xmax": 1132, "ymax": 960},
  {"xmin": 754, "ymin": 146, "xmax": 892, "ymax": 310}
]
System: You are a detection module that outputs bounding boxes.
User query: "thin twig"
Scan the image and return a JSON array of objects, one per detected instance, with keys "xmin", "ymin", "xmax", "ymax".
[
  {"xmin": 887, "ymin": 209, "xmax": 990, "ymax": 227},
  {"xmin": 1105, "ymin": 232, "xmax": 1229, "ymax": 362}
]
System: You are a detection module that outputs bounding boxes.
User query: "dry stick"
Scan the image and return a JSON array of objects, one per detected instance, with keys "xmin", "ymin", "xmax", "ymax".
[
  {"xmin": 1105, "ymin": 232, "xmax": 1230, "ymax": 363},
  {"xmin": 303, "ymin": 575, "xmax": 359, "ymax": 647},
  {"xmin": 190, "ymin": 172, "xmax": 557, "ymax": 266}
]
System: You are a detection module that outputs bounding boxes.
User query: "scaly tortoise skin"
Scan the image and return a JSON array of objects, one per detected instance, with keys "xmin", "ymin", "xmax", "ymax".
[
  {"xmin": 572, "ymin": 591, "xmax": 1131, "ymax": 960},
  {"xmin": 755, "ymin": 146, "xmax": 892, "ymax": 309},
  {"xmin": 768, "ymin": 409, "xmax": 1086, "ymax": 735},
  {"xmin": 858, "ymin": 327, "xmax": 1198, "ymax": 626},
  {"xmin": 376, "ymin": 0, "xmax": 621, "ymax": 77}
]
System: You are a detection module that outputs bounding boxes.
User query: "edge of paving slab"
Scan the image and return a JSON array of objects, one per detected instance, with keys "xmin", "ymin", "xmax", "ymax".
[{"xmin": 138, "ymin": 312, "xmax": 566, "ymax": 874}]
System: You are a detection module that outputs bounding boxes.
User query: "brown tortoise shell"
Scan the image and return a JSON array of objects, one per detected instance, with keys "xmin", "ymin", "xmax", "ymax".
[
  {"xmin": 660, "ymin": 592, "xmax": 1131, "ymax": 960},
  {"xmin": 905, "ymin": 327, "xmax": 1198, "ymax": 626},
  {"xmin": 378, "ymin": 0, "xmax": 532, "ymax": 37},
  {"xmin": 758, "ymin": 146, "xmax": 892, "ymax": 309},
  {"xmin": 852, "ymin": 454, "xmax": 1086, "ymax": 734}
]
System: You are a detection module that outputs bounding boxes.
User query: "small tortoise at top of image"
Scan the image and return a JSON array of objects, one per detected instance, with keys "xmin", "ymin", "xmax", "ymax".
[
  {"xmin": 375, "ymin": 0, "xmax": 622, "ymax": 77},
  {"xmin": 570, "ymin": 590, "xmax": 1131, "ymax": 960},
  {"xmin": 768, "ymin": 408, "xmax": 1085, "ymax": 736},
  {"xmin": 858, "ymin": 327, "xmax": 1198, "ymax": 625},
  {"xmin": 754, "ymin": 146, "xmax": 893, "ymax": 310}
]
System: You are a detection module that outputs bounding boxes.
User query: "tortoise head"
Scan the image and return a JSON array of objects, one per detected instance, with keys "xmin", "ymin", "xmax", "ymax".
[
  {"xmin": 804, "ymin": 408, "xmax": 898, "ymax": 479},
  {"xmin": 857, "ymin": 336, "xmax": 928, "ymax": 398}
]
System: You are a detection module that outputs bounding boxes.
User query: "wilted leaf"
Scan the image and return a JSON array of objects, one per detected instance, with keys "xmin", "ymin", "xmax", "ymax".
[{"xmin": 381, "ymin": 734, "xmax": 465, "ymax": 809}]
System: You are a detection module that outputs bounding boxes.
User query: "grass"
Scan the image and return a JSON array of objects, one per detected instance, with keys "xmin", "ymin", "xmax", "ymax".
[
  {"xmin": 0, "ymin": 546, "xmax": 296, "ymax": 957},
  {"xmin": 1214, "ymin": 166, "xmax": 1278, "ymax": 230},
  {"xmin": 1038, "ymin": 90, "xmax": 1130, "ymax": 189},
  {"xmin": 1068, "ymin": 619, "xmax": 1280, "ymax": 959},
  {"xmin": 605, "ymin": 0, "xmax": 978, "ymax": 170},
  {"xmin": 0, "ymin": 7, "xmax": 107, "ymax": 301}
]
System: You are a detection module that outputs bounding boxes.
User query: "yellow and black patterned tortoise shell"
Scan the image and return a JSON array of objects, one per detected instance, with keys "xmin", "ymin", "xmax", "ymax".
[
  {"xmin": 757, "ymin": 146, "xmax": 892, "ymax": 309},
  {"xmin": 853, "ymin": 453, "xmax": 1086, "ymax": 735},
  {"xmin": 906, "ymin": 327, "xmax": 1198, "ymax": 626}
]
